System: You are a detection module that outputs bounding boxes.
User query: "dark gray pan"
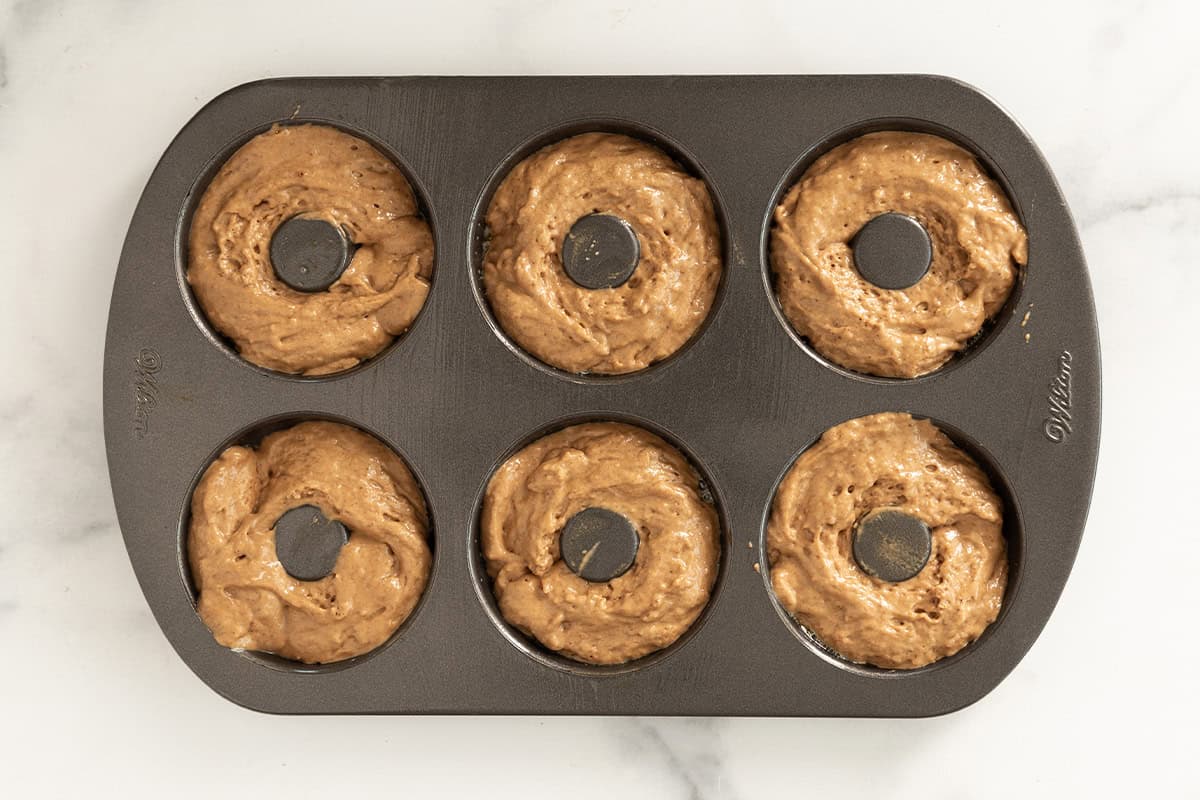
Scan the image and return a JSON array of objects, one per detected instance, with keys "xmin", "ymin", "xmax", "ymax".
[{"xmin": 103, "ymin": 76, "xmax": 1100, "ymax": 716}]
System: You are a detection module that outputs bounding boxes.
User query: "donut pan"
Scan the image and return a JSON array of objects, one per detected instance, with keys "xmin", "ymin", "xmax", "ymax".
[{"xmin": 103, "ymin": 75, "xmax": 1100, "ymax": 716}]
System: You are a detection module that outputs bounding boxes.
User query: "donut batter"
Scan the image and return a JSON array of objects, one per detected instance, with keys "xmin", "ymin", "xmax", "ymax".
[
  {"xmin": 482, "ymin": 133, "xmax": 722, "ymax": 374},
  {"xmin": 767, "ymin": 412, "xmax": 1007, "ymax": 669},
  {"xmin": 187, "ymin": 124, "xmax": 433, "ymax": 375},
  {"xmin": 481, "ymin": 422, "xmax": 720, "ymax": 664},
  {"xmin": 771, "ymin": 131, "xmax": 1027, "ymax": 378},
  {"xmin": 188, "ymin": 421, "xmax": 432, "ymax": 664}
]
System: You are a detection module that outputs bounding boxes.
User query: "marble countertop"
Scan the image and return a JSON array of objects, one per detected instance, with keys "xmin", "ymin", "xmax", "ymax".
[{"xmin": 1, "ymin": 0, "xmax": 1195, "ymax": 795}]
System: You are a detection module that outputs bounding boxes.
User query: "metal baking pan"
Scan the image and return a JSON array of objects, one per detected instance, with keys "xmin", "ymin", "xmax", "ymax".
[{"xmin": 103, "ymin": 75, "xmax": 1100, "ymax": 715}]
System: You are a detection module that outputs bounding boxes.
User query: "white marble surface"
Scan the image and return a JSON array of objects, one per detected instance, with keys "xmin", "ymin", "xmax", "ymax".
[{"xmin": 1, "ymin": 0, "xmax": 1197, "ymax": 795}]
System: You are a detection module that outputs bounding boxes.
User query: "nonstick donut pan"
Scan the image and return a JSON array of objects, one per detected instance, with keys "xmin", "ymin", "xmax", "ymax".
[{"xmin": 103, "ymin": 75, "xmax": 1100, "ymax": 716}]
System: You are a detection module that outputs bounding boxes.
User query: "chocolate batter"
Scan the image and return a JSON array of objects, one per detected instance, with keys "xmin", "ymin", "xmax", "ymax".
[
  {"xmin": 767, "ymin": 412, "xmax": 1007, "ymax": 669},
  {"xmin": 187, "ymin": 124, "xmax": 433, "ymax": 375},
  {"xmin": 482, "ymin": 133, "xmax": 722, "ymax": 374},
  {"xmin": 771, "ymin": 132, "xmax": 1027, "ymax": 378},
  {"xmin": 188, "ymin": 421, "xmax": 432, "ymax": 664},
  {"xmin": 481, "ymin": 422, "xmax": 720, "ymax": 664}
]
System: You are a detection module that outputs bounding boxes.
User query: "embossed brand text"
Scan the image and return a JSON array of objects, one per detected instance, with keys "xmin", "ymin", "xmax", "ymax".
[
  {"xmin": 1043, "ymin": 350, "xmax": 1073, "ymax": 443},
  {"xmin": 133, "ymin": 348, "xmax": 162, "ymax": 439}
]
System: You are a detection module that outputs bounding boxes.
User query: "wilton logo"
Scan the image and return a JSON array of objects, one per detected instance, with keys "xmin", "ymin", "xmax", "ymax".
[
  {"xmin": 133, "ymin": 348, "xmax": 162, "ymax": 439},
  {"xmin": 1043, "ymin": 350, "xmax": 1073, "ymax": 443}
]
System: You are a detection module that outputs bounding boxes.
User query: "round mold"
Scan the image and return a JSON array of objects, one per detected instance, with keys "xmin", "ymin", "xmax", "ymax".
[
  {"xmin": 468, "ymin": 412, "xmax": 731, "ymax": 676},
  {"xmin": 759, "ymin": 117, "xmax": 1029, "ymax": 385},
  {"xmin": 176, "ymin": 411, "xmax": 439, "ymax": 674},
  {"xmin": 468, "ymin": 118, "xmax": 732, "ymax": 385},
  {"xmin": 758, "ymin": 413, "xmax": 1025, "ymax": 678},
  {"xmin": 174, "ymin": 118, "xmax": 439, "ymax": 382}
]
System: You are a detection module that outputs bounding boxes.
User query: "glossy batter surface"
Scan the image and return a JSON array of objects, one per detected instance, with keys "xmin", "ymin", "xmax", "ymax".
[
  {"xmin": 187, "ymin": 124, "xmax": 433, "ymax": 375},
  {"xmin": 188, "ymin": 421, "xmax": 432, "ymax": 664},
  {"xmin": 481, "ymin": 422, "xmax": 720, "ymax": 664},
  {"xmin": 482, "ymin": 133, "xmax": 722, "ymax": 374},
  {"xmin": 767, "ymin": 413, "xmax": 1007, "ymax": 669},
  {"xmin": 771, "ymin": 132, "xmax": 1027, "ymax": 378}
]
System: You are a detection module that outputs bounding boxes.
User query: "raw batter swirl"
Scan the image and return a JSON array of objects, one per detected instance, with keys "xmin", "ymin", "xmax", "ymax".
[
  {"xmin": 482, "ymin": 133, "xmax": 722, "ymax": 374},
  {"xmin": 767, "ymin": 412, "xmax": 1007, "ymax": 669},
  {"xmin": 188, "ymin": 421, "xmax": 432, "ymax": 664},
  {"xmin": 481, "ymin": 422, "xmax": 720, "ymax": 664},
  {"xmin": 771, "ymin": 131, "xmax": 1027, "ymax": 378},
  {"xmin": 187, "ymin": 123, "xmax": 433, "ymax": 375}
]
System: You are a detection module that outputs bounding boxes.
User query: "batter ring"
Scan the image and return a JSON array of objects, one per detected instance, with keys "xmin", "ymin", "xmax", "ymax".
[
  {"xmin": 188, "ymin": 421, "xmax": 432, "ymax": 664},
  {"xmin": 187, "ymin": 123, "xmax": 434, "ymax": 375},
  {"xmin": 481, "ymin": 422, "xmax": 721, "ymax": 664},
  {"xmin": 770, "ymin": 131, "xmax": 1027, "ymax": 378},
  {"xmin": 482, "ymin": 132, "xmax": 722, "ymax": 375},
  {"xmin": 766, "ymin": 412, "xmax": 1008, "ymax": 669}
]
